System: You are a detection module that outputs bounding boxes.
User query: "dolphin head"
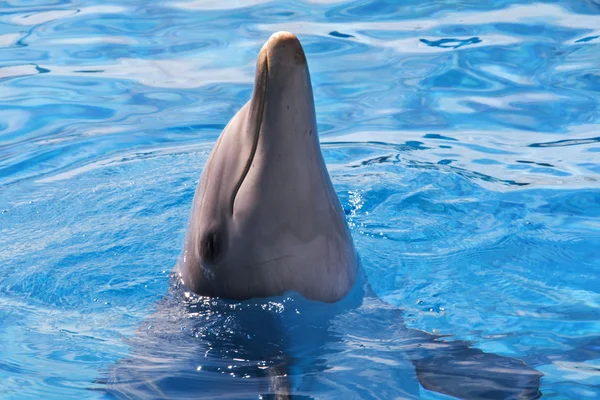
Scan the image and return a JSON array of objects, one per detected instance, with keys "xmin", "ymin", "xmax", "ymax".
[{"xmin": 178, "ymin": 32, "xmax": 358, "ymax": 303}]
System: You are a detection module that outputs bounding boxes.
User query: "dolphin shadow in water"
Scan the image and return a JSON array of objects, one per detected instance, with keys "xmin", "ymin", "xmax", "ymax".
[{"xmin": 100, "ymin": 32, "xmax": 542, "ymax": 399}]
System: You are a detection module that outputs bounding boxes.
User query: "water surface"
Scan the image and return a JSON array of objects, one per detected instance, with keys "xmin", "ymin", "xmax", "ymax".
[{"xmin": 1, "ymin": 1, "xmax": 599, "ymax": 398}]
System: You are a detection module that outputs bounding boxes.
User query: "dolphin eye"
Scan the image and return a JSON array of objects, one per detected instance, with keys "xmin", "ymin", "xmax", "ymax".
[{"xmin": 201, "ymin": 231, "xmax": 221, "ymax": 264}]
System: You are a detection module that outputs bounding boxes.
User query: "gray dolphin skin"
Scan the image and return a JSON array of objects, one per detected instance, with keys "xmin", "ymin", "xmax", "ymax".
[
  {"xmin": 103, "ymin": 32, "xmax": 544, "ymax": 400},
  {"xmin": 177, "ymin": 31, "xmax": 358, "ymax": 303}
]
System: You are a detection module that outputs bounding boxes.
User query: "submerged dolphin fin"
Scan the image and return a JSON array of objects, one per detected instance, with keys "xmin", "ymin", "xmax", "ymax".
[
  {"xmin": 405, "ymin": 331, "xmax": 543, "ymax": 399},
  {"xmin": 357, "ymin": 279, "xmax": 542, "ymax": 400}
]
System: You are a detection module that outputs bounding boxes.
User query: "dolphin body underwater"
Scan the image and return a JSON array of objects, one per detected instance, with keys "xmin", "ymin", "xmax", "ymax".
[{"xmin": 103, "ymin": 32, "xmax": 543, "ymax": 399}]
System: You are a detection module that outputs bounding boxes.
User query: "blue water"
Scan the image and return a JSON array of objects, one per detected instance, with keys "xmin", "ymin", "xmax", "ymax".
[{"xmin": 1, "ymin": 0, "xmax": 599, "ymax": 398}]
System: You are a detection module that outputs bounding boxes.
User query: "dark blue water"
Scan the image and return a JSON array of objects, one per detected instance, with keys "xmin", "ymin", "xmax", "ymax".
[{"xmin": 1, "ymin": 1, "xmax": 599, "ymax": 398}]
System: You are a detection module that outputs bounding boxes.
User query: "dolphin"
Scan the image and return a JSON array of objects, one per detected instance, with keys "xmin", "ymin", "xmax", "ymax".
[
  {"xmin": 101, "ymin": 32, "xmax": 543, "ymax": 400},
  {"xmin": 178, "ymin": 31, "xmax": 357, "ymax": 304}
]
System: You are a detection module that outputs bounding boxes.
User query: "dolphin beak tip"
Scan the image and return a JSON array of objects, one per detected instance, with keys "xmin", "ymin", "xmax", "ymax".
[{"xmin": 261, "ymin": 31, "xmax": 306, "ymax": 66}]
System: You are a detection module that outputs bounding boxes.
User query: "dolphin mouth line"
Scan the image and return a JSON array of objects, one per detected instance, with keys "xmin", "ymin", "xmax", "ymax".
[{"xmin": 229, "ymin": 51, "xmax": 268, "ymax": 215}]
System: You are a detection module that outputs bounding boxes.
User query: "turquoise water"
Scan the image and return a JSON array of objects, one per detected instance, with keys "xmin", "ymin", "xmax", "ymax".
[{"xmin": 1, "ymin": 0, "xmax": 600, "ymax": 399}]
